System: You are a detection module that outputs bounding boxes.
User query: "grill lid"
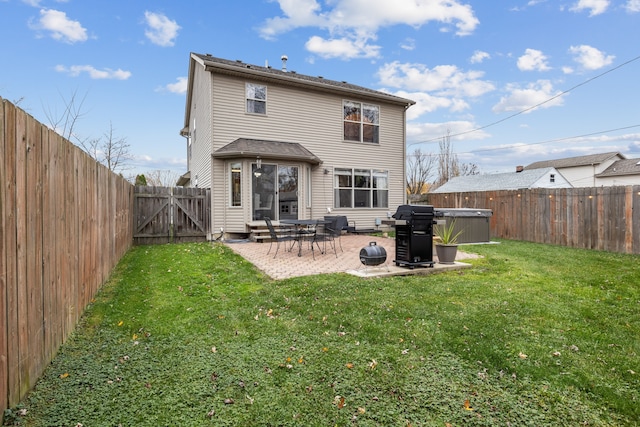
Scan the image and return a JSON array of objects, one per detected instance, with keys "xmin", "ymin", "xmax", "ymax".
[{"xmin": 392, "ymin": 204, "xmax": 434, "ymax": 220}]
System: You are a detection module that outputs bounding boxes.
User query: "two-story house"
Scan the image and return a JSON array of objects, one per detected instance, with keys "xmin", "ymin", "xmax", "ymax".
[{"xmin": 178, "ymin": 53, "xmax": 415, "ymax": 238}]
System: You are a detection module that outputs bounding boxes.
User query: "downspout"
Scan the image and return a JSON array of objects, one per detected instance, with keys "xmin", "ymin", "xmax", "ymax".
[{"xmin": 403, "ymin": 103, "xmax": 410, "ymax": 205}]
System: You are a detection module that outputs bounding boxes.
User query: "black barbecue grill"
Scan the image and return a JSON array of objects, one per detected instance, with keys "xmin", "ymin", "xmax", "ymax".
[{"xmin": 392, "ymin": 205, "xmax": 435, "ymax": 268}]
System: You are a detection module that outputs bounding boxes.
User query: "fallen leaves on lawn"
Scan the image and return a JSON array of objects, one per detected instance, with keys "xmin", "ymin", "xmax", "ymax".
[
  {"xmin": 333, "ymin": 395, "xmax": 346, "ymax": 409},
  {"xmin": 59, "ymin": 373, "xmax": 69, "ymax": 379},
  {"xmin": 518, "ymin": 352, "xmax": 528, "ymax": 359},
  {"xmin": 463, "ymin": 399, "xmax": 474, "ymax": 411},
  {"xmin": 368, "ymin": 359, "xmax": 378, "ymax": 370},
  {"xmin": 346, "ymin": 363, "xmax": 354, "ymax": 369}
]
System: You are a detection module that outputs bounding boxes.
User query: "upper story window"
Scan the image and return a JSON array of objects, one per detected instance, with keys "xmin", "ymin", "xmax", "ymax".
[
  {"xmin": 550, "ymin": 174, "xmax": 556, "ymax": 183},
  {"xmin": 343, "ymin": 101, "xmax": 379, "ymax": 144},
  {"xmin": 246, "ymin": 83, "xmax": 266, "ymax": 114}
]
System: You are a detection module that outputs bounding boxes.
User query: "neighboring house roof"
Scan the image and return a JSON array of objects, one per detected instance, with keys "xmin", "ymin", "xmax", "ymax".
[
  {"xmin": 432, "ymin": 167, "xmax": 568, "ymax": 193},
  {"xmin": 182, "ymin": 53, "xmax": 416, "ymax": 134},
  {"xmin": 212, "ymin": 138, "xmax": 322, "ymax": 165},
  {"xmin": 524, "ymin": 152, "xmax": 625, "ymax": 170},
  {"xmin": 596, "ymin": 158, "xmax": 640, "ymax": 177}
]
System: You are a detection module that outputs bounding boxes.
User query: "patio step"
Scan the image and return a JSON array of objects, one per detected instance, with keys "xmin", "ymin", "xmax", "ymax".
[{"xmin": 246, "ymin": 220, "xmax": 285, "ymax": 242}]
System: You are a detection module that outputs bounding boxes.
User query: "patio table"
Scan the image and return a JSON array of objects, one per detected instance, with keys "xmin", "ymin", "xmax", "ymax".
[{"xmin": 280, "ymin": 219, "xmax": 329, "ymax": 257}]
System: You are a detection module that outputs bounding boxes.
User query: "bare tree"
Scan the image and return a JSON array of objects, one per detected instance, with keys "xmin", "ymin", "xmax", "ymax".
[
  {"xmin": 144, "ymin": 169, "xmax": 181, "ymax": 187},
  {"xmin": 43, "ymin": 89, "xmax": 89, "ymax": 142},
  {"xmin": 406, "ymin": 148, "xmax": 436, "ymax": 198},
  {"xmin": 80, "ymin": 122, "xmax": 134, "ymax": 173},
  {"xmin": 436, "ymin": 131, "xmax": 459, "ymax": 188},
  {"xmin": 433, "ymin": 130, "xmax": 480, "ymax": 190}
]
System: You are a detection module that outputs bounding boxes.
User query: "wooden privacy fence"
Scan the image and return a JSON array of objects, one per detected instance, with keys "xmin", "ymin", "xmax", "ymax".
[
  {"xmin": 0, "ymin": 98, "xmax": 134, "ymax": 417},
  {"xmin": 134, "ymin": 186, "xmax": 211, "ymax": 245},
  {"xmin": 428, "ymin": 186, "xmax": 640, "ymax": 254}
]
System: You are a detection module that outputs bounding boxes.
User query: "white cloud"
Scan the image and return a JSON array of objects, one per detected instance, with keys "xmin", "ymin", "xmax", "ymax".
[
  {"xmin": 517, "ymin": 48, "xmax": 551, "ymax": 71},
  {"xmin": 392, "ymin": 90, "xmax": 469, "ymax": 120},
  {"xmin": 470, "ymin": 50, "xmax": 490, "ymax": 64},
  {"xmin": 492, "ymin": 80, "xmax": 565, "ymax": 113},
  {"xmin": 29, "ymin": 9, "xmax": 87, "ymax": 43},
  {"xmin": 143, "ymin": 11, "xmax": 180, "ymax": 47},
  {"xmin": 569, "ymin": 0, "xmax": 610, "ymax": 16},
  {"xmin": 377, "ymin": 62, "xmax": 494, "ymax": 120},
  {"xmin": 55, "ymin": 64, "xmax": 131, "ymax": 80},
  {"xmin": 377, "ymin": 61, "xmax": 495, "ymax": 98},
  {"xmin": 400, "ymin": 38, "xmax": 416, "ymax": 51},
  {"xmin": 305, "ymin": 34, "xmax": 381, "ymax": 59},
  {"xmin": 569, "ymin": 45, "xmax": 614, "ymax": 70},
  {"xmin": 260, "ymin": 0, "xmax": 479, "ymax": 60},
  {"xmin": 626, "ymin": 0, "xmax": 640, "ymax": 12},
  {"xmin": 407, "ymin": 120, "xmax": 491, "ymax": 146},
  {"xmin": 163, "ymin": 77, "xmax": 188, "ymax": 94}
]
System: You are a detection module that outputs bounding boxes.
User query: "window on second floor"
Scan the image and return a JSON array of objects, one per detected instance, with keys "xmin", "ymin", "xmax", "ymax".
[
  {"xmin": 246, "ymin": 83, "xmax": 266, "ymax": 114},
  {"xmin": 550, "ymin": 174, "xmax": 556, "ymax": 183},
  {"xmin": 343, "ymin": 101, "xmax": 379, "ymax": 143}
]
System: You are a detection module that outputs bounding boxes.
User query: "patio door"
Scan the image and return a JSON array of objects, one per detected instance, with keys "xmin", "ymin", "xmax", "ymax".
[{"xmin": 252, "ymin": 163, "xmax": 299, "ymax": 221}]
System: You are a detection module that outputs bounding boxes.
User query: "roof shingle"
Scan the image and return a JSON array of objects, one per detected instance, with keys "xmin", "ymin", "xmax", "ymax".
[{"xmin": 524, "ymin": 152, "xmax": 624, "ymax": 170}]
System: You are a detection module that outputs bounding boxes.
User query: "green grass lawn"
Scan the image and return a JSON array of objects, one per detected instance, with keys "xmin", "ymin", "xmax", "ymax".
[{"xmin": 5, "ymin": 240, "xmax": 639, "ymax": 426}]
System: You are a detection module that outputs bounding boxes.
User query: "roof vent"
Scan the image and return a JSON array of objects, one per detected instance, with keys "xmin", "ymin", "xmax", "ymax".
[
  {"xmin": 516, "ymin": 165, "xmax": 524, "ymax": 173},
  {"xmin": 281, "ymin": 55, "xmax": 288, "ymax": 72}
]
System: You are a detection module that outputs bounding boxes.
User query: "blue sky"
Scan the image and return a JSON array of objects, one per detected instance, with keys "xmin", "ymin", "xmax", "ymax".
[{"xmin": 2, "ymin": 0, "xmax": 639, "ymax": 180}]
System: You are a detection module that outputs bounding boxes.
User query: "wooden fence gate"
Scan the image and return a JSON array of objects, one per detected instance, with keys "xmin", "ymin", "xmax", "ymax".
[{"xmin": 134, "ymin": 186, "xmax": 211, "ymax": 244}]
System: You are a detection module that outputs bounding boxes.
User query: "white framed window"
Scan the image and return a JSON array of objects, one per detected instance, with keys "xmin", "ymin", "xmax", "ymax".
[
  {"xmin": 343, "ymin": 100, "xmax": 379, "ymax": 143},
  {"xmin": 246, "ymin": 83, "xmax": 267, "ymax": 114},
  {"xmin": 334, "ymin": 168, "xmax": 388, "ymax": 208},
  {"xmin": 230, "ymin": 162, "xmax": 242, "ymax": 207}
]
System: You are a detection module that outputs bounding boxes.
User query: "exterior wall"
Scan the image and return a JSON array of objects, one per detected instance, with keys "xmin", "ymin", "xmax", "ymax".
[
  {"xmin": 530, "ymin": 170, "xmax": 572, "ymax": 188},
  {"xmin": 208, "ymin": 73, "xmax": 407, "ymax": 233},
  {"xmin": 595, "ymin": 175, "xmax": 640, "ymax": 186},
  {"xmin": 557, "ymin": 158, "xmax": 619, "ymax": 187},
  {"xmin": 186, "ymin": 62, "xmax": 214, "ymax": 189}
]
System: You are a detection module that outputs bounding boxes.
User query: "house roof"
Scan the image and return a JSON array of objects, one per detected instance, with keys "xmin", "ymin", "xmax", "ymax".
[
  {"xmin": 192, "ymin": 52, "xmax": 414, "ymax": 103},
  {"xmin": 212, "ymin": 138, "xmax": 322, "ymax": 165},
  {"xmin": 595, "ymin": 158, "xmax": 640, "ymax": 177},
  {"xmin": 524, "ymin": 152, "xmax": 625, "ymax": 170},
  {"xmin": 431, "ymin": 167, "xmax": 565, "ymax": 193}
]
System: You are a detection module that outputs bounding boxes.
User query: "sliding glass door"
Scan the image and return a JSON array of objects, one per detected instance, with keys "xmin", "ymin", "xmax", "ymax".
[{"xmin": 252, "ymin": 163, "xmax": 299, "ymax": 221}]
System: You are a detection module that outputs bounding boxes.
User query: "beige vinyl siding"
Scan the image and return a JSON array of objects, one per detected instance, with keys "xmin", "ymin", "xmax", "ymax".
[
  {"xmin": 209, "ymin": 73, "xmax": 407, "ymax": 232},
  {"xmin": 188, "ymin": 63, "xmax": 213, "ymax": 188}
]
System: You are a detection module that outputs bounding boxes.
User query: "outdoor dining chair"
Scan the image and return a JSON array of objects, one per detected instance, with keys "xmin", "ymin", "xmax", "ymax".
[
  {"xmin": 312, "ymin": 220, "xmax": 338, "ymax": 258},
  {"xmin": 264, "ymin": 217, "xmax": 296, "ymax": 258}
]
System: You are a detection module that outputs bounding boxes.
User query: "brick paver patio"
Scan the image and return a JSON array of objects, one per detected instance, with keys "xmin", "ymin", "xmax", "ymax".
[{"xmin": 224, "ymin": 234, "xmax": 477, "ymax": 280}]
